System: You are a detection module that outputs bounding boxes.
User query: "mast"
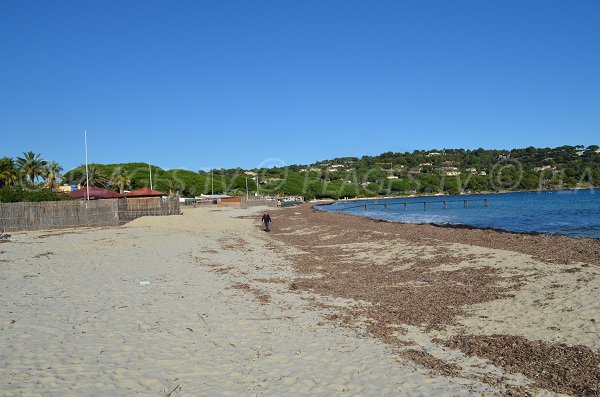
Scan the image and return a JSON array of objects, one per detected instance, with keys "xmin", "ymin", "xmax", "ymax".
[{"xmin": 84, "ymin": 129, "xmax": 90, "ymax": 201}]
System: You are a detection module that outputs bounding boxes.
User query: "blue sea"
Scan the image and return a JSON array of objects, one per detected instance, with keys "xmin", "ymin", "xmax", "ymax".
[{"xmin": 317, "ymin": 189, "xmax": 600, "ymax": 238}]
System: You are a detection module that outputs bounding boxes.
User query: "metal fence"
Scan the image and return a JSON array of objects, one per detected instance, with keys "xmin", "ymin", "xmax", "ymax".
[
  {"xmin": 0, "ymin": 197, "xmax": 181, "ymax": 232},
  {"xmin": 241, "ymin": 196, "xmax": 278, "ymax": 208},
  {"xmin": 179, "ymin": 196, "xmax": 278, "ymax": 209}
]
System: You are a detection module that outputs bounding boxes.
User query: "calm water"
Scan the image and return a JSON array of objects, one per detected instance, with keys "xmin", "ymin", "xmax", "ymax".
[{"xmin": 318, "ymin": 189, "xmax": 600, "ymax": 238}]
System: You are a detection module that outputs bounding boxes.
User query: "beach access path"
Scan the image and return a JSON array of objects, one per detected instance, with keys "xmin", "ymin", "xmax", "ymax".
[{"xmin": 0, "ymin": 205, "xmax": 598, "ymax": 396}]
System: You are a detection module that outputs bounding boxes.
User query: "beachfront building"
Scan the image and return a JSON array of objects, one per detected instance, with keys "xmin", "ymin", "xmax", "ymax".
[
  {"xmin": 125, "ymin": 188, "xmax": 165, "ymax": 198},
  {"xmin": 57, "ymin": 184, "xmax": 78, "ymax": 193},
  {"xmin": 69, "ymin": 186, "xmax": 125, "ymax": 200}
]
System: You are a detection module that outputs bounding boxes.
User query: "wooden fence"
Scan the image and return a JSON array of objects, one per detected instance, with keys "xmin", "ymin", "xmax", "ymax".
[
  {"xmin": 117, "ymin": 197, "xmax": 181, "ymax": 223},
  {"xmin": 0, "ymin": 197, "xmax": 181, "ymax": 232}
]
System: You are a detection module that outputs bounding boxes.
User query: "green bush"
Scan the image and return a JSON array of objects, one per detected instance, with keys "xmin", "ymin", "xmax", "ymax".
[{"xmin": 0, "ymin": 187, "xmax": 72, "ymax": 203}]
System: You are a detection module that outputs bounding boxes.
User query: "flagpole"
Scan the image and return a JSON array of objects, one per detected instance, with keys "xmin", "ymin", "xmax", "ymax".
[{"xmin": 85, "ymin": 129, "xmax": 90, "ymax": 202}]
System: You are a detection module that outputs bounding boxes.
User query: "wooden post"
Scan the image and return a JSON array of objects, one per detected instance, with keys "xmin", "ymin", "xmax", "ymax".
[
  {"xmin": 384, "ymin": 204, "xmax": 388, "ymax": 212},
  {"xmin": 484, "ymin": 198, "xmax": 489, "ymax": 207},
  {"xmin": 364, "ymin": 204, "xmax": 367, "ymax": 211},
  {"xmin": 464, "ymin": 200, "xmax": 468, "ymax": 208},
  {"xmin": 443, "ymin": 201, "xmax": 448, "ymax": 209},
  {"xmin": 424, "ymin": 202, "xmax": 428, "ymax": 210},
  {"xmin": 404, "ymin": 203, "xmax": 407, "ymax": 211}
]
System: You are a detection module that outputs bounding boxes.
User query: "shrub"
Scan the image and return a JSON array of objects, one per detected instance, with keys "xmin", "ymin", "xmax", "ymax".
[{"xmin": 0, "ymin": 187, "xmax": 72, "ymax": 203}]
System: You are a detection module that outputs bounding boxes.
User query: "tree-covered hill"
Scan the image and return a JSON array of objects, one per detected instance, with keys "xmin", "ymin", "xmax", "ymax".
[{"xmin": 60, "ymin": 145, "xmax": 600, "ymax": 199}]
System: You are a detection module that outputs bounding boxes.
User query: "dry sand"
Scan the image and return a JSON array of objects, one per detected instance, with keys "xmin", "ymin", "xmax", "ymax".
[
  {"xmin": 0, "ymin": 205, "xmax": 598, "ymax": 396},
  {"xmin": 0, "ymin": 207, "xmax": 496, "ymax": 396}
]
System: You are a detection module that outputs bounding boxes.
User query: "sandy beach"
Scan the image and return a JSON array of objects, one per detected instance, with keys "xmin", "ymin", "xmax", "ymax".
[{"xmin": 1, "ymin": 205, "xmax": 598, "ymax": 396}]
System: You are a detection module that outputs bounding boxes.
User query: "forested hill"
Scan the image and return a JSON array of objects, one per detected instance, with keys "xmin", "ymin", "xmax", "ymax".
[{"xmin": 63, "ymin": 145, "xmax": 600, "ymax": 199}]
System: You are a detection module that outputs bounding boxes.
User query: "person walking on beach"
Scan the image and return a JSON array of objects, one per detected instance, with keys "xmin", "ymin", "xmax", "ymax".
[{"xmin": 261, "ymin": 210, "xmax": 272, "ymax": 232}]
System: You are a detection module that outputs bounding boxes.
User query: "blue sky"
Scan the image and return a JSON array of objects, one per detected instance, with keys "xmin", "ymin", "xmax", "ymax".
[{"xmin": 1, "ymin": 0, "xmax": 599, "ymax": 172}]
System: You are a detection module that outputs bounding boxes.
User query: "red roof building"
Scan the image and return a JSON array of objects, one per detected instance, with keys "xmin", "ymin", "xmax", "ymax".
[
  {"xmin": 69, "ymin": 187, "xmax": 125, "ymax": 200},
  {"xmin": 125, "ymin": 188, "xmax": 165, "ymax": 198}
]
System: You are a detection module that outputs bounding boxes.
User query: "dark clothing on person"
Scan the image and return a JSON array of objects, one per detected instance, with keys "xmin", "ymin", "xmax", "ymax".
[{"xmin": 261, "ymin": 213, "xmax": 271, "ymax": 232}]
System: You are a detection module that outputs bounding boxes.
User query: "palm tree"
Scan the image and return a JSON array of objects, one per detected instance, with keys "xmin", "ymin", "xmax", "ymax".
[
  {"xmin": 0, "ymin": 157, "xmax": 19, "ymax": 187},
  {"xmin": 15, "ymin": 151, "xmax": 47, "ymax": 185},
  {"xmin": 83, "ymin": 166, "xmax": 108, "ymax": 187},
  {"xmin": 166, "ymin": 179, "xmax": 181, "ymax": 196},
  {"xmin": 44, "ymin": 161, "xmax": 63, "ymax": 190},
  {"xmin": 110, "ymin": 167, "xmax": 131, "ymax": 193},
  {"xmin": 67, "ymin": 165, "xmax": 108, "ymax": 188}
]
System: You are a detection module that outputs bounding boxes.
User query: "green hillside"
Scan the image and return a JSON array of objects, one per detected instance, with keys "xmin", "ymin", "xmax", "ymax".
[{"xmin": 60, "ymin": 145, "xmax": 600, "ymax": 199}]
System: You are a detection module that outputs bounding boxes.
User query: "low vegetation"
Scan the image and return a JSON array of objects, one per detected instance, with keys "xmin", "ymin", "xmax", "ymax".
[{"xmin": 2, "ymin": 145, "xmax": 599, "ymax": 201}]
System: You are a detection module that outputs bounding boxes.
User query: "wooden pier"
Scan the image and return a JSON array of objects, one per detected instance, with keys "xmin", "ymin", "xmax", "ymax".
[{"xmin": 333, "ymin": 198, "xmax": 489, "ymax": 212}]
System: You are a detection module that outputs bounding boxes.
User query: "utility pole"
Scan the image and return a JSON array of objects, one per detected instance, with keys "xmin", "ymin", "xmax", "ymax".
[
  {"xmin": 245, "ymin": 176, "xmax": 249, "ymax": 200},
  {"xmin": 84, "ymin": 129, "xmax": 90, "ymax": 204}
]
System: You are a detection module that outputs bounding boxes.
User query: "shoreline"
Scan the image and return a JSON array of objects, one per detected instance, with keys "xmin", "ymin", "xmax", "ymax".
[
  {"xmin": 305, "ymin": 204, "xmax": 600, "ymax": 265},
  {"xmin": 313, "ymin": 188, "xmax": 600, "ymax": 240},
  {"xmin": 316, "ymin": 206, "xmax": 600, "ymax": 241}
]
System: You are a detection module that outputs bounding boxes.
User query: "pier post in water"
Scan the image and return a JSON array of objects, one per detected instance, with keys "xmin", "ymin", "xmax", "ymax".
[{"xmin": 464, "ymin": 200, "xmax": 468, "ymax": 208}]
